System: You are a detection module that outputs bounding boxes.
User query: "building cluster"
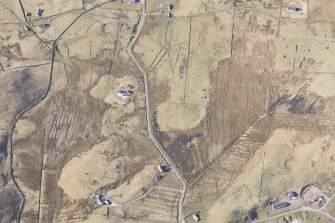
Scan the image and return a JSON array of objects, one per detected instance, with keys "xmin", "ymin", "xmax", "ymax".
[
  {"xmin": 271, "ymin": 190, "xmax": 299, "ymax": 211},
  {"xmin": 167, "ymin": 3, "xmax": 173, "ymax": 18},
  {"xmin": 154, "ymin": 164, "xmax": 169, "ymax": 182},
  {"xmin": 25, "ymin": 8, "xmax": 43, "ymax": 18},
  {"xmin": 117, "ymin": 84, "xmax": 135, "ymax": 98},
  {"xmin": 22, "ymin": 8, "xmax": 49, "ymax": 33},
  {"xmin": 271, "ymin": 184, "xmax": 328, "ymax": 212}
]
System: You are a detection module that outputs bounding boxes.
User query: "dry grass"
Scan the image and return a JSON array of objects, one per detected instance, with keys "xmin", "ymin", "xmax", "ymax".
[
  {"xmin": 204, "ymin": 128, "xmax": 335, "ymax": 222},
  {"xmin": 326, "ymin": 196, "xmax": 335, "ymax": 217}
]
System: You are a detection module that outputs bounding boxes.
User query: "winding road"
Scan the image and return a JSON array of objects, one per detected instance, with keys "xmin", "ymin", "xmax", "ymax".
[{"xmin": 126, "ymin": 1, "xmax": 187, "ymax": 222}]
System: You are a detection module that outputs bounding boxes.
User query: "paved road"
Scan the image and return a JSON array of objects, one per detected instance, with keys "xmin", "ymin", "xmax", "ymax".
[{"xmin": 126, "ymin": 1, "xmax": 187, "ymax": 222}]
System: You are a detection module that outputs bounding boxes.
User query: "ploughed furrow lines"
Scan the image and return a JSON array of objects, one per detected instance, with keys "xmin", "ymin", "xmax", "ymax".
[
  {"xmin": 122, "ymin": 188, "xmax": 179, "ymax": 222},
  {"xmin": 270, "ymin": 113, "xmax": 335, "ymax": 132},
  {"xmin": 187, "ymin": 115, "xmax": 271, "ymax": 203}
]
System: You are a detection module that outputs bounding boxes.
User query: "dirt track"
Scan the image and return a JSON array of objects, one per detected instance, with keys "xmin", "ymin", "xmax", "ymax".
[{"xmin": 126, "ymin": 1, "xmax": 187, "ymax": 221}]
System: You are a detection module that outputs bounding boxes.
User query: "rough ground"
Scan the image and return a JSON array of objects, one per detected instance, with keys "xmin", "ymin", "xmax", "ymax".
[
  {"xmin": 1, "ymin": 0, "xmax": 335, "ymax": 222},
  {"xmin": 134, "ymin": 0, "xmax": 335, "ymax": 222}
]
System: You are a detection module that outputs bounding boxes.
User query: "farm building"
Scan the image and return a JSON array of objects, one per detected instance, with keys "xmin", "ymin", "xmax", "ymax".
[
  {"xmin": 154, "ymin": 175, "xmax": 163, "ymax": 181},
  {"xmin": 287, "ymin": 191, "xmax": 299, "ymax": 199},
  {"xmin": 168, "ymin": 4, "xmax": 173, "ymax": 11},
  {"xmin": 287, "ymin": 6, "xmax": 302, "ymax": 13},
  {"xmin": 271, "ymin": 202, "xmax": 291, "ymax": 210},
  {"xmin": 117, "ymin": 90, "xmax": 133, "ymax": 98},
  {"xmin": 157, "ymin": 164, "xmax": 168, "ymax": 173},
  {"xmin": 39, "ymin": 24, "xmax": 49, "ymax": 29},
  {"xmin": 36, "ymin": 8, "xmax": 43, "ymax": 17},
  {"xmin": 193, "ymin": 212, "xmax": 201, "ymax": 221},
  {"xmin": 88, "ymin": 192, "xmax": 111, "ymax": 210}
]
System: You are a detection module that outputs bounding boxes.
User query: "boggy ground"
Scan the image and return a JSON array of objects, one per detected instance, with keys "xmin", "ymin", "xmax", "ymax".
[
  {"xmin": 2, "ymin": 0, "xmax": 335, "ymax": 222},
  {"xmin": 6, "ymin": 1, "xmax": 163, "ymax": 223},
  {"xmin": 0, "ymin": 1, "xmax": 52, "ymax": 221}
]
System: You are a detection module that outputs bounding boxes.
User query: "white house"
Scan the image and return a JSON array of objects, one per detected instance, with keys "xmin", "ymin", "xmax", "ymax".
[{"xmin": 158, "ymin": 164, "xmax": 165, "ymax": 173}]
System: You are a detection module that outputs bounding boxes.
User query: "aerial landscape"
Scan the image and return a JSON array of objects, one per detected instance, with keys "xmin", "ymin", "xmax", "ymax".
[{"xmin": 0, "ymin": 0, "xmax": 335, "ymax": 222}]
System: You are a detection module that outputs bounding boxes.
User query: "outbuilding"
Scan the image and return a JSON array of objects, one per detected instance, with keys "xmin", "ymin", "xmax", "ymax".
[
  {"xmin": 157, "ymin": 164, "xmax": 168, "ymax": 173},
  {"xmin": 287, "ymin": 6, "xmax": 302, "ymax": 13},
  {"xmin": 168, "ymin": 4, "xmax": 173, "ymax": 11},
  {"xmin": 271, "ymin": 202, "xmax": 291, "ymax": 210},
  {"xmin": 287, "ymin": 191, "xmax": 299, "ymax": 200},
  {"xmin": 96, "ymin": 194, "xmax": 111, "ymax": 206},
  {"xmin": 154, "ymin": 175, "xmax": 163, "ymax": 181},
  {"xmin": 39, "ymin": 24, "xmax": 49, "ymax": 29},
  {"xmin": 36, "ymin": 8, "xmax": 43, "ymax": 17},
  {"xmin": 193, "ymin": 212, "xmax": 200, "ymax": 222}
]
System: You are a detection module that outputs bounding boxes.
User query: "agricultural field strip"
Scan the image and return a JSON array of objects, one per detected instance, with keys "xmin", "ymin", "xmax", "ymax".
[
  {"xmin": 190, "ymin": 113, "xmax": 268, "ymax": 187},
  {"xmin": 2, "ymin": 62, "xmax": 52, "ymax": 72},
  {"xmin": 109, "ymin": 186, "xmax": 182, "ymax": 207}
]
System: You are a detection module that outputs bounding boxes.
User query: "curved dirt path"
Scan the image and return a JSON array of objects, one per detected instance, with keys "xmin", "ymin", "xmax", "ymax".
[{"xmin": 126, "ymin": 1, "xmax": 187, "ymax": 222}]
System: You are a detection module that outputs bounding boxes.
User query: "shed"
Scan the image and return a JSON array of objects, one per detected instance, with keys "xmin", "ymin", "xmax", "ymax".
[
  {"xmin": 157, "ymin": 164, "xmax": 168, "ymax": 173},
  {"xmin": 193, "ymin": 212, "xmax": 200, "ymax": 222},
  {"xmin": 154, "ymin": 175, "xmax": 163, "ymax": 181},
  {"xmin": 271, "ymin": 202, "xmax": 291, "ymax": 210},
  {"xmin": 129, "ymin": 0, "xmax": 140, "ymax": 3},
  {"xmin": 287, "ymin": 191, "xmax": 299, "ymax": 199},
  {"xmin": 117, "ymin": 90, "xmax": 129, "ymax": 97},
  {"xmin": 96, "ymin": 195, "xmax": 110, "ymax": 206},
  {"xmin": 287, "ymin": 6, "xmax": 302, "ymax": 13},
  {"xmin": 36, "ymin": 8, "xmax": 43, "ymax": 17},
  {"xmin": 25, "ymin": 12, "xmax": 32, "ymax": 16},
  {"xmin": 39, "ymin": 24, "xmax": 49, "ymax": 29},
  {"xmin": 168, "ymin": 4, "xmax": 173, "ymax": 11}
]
